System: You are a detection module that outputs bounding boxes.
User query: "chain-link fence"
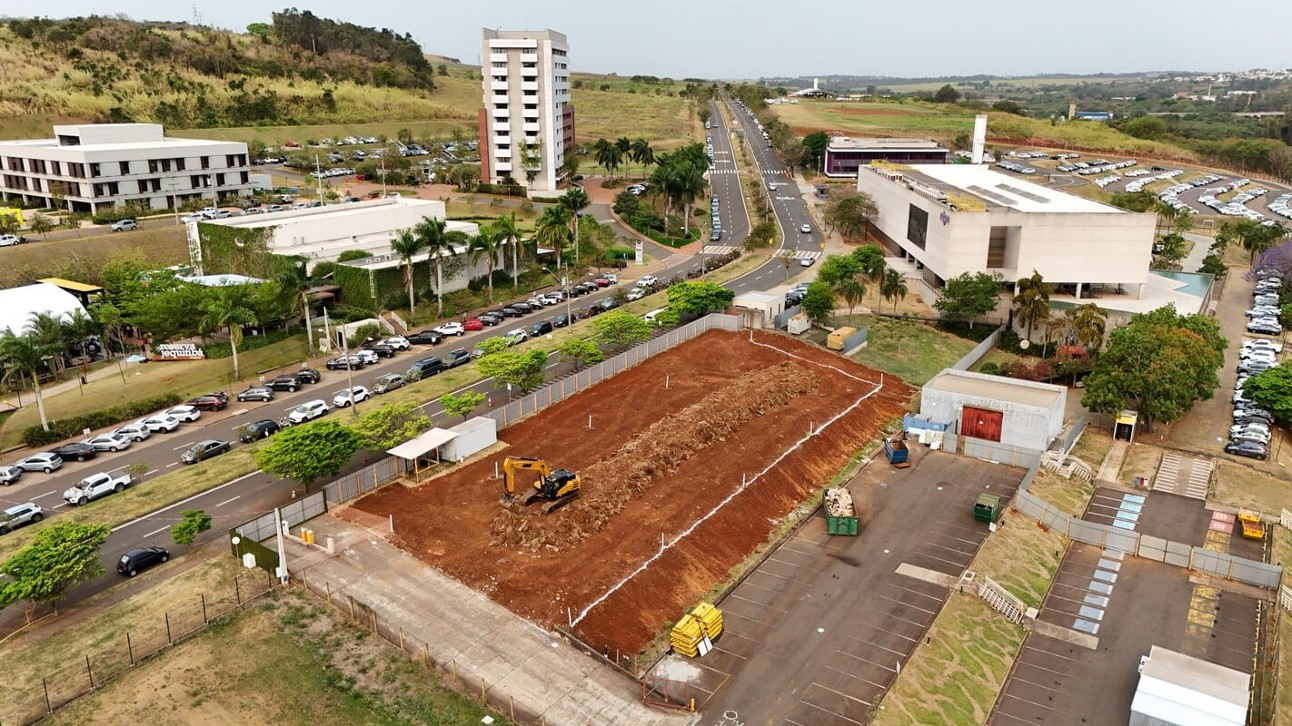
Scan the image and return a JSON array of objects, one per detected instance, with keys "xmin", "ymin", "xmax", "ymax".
[{"xmin": 2, "ymin": 570, "xmax": 278, "ymax": 725}]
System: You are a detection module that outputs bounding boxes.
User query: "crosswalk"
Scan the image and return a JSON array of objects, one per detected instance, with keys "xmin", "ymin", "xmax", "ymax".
[
  {"xmin": 707, "ymin": 168, "xmax": 740, "ymax": 175},
  {"xmin": 1152, "ymin": 451, "xmax": 1212, "ymax": 500},
  {"xmin": 700, "ymin": 245, "xmax": 738, "ymax": 256}
]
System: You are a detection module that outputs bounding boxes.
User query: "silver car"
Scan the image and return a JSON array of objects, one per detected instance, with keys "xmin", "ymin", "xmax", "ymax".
[
  {"xmin": 0, "ymin": 502, "xmax": 43, "ymax": 534},
  {"xmin": 84, "ymin": 433, "xmax": 133, "ymax": 452},
  {"xmin": 0, "ymin": 465, "xmax": 23, "ymax": 486},
  {"xmin": 15, "ymin": 452, "xmax": 64, "ymax": 473}
]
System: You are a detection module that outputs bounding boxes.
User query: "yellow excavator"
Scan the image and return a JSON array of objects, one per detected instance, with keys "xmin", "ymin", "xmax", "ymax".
[{"xmin": 500, "ymin": 456, "xmax": 582, "ymax": 514}]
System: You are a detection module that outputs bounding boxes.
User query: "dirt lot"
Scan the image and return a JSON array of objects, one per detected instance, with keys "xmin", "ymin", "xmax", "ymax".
[{"xmin": 351, "ymin": 330, "xmax": 912, "ymax": 655}]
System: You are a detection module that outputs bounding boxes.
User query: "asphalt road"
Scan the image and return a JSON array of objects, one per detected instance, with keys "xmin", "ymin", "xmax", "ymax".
[{"xmin": 706, "ymin": 100, "xmax": 751, "ymax": 249}]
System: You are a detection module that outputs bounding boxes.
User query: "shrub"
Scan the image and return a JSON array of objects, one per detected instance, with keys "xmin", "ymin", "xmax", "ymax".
[
  {"xmin": 329, "ymin": 304, "xmax": 378, "ymax": 323},
  {"xmin": 22, "ymin": 392, "xmax": 184, "ymax": 447},
  {"xmin": 203, "ymin": 329, "xmax": 293, "ymax": 359},
  {"xmin": 978, "ymin": 361, "xmax": 1001, "ymax": 375}
]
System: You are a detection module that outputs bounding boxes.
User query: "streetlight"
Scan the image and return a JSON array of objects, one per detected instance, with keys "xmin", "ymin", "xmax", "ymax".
[{"xmin": 542, "ymin": 267, "xmax": 573, "ymax": 327}]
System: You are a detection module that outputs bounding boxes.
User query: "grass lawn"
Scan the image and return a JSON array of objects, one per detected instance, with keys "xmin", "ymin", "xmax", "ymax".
[
  {"xmin": 443, "ymin": 197, "xmax": 542, "ymax": 226},
  {"xmin": 772, "ymin": 100, "xmax": 975, "ymax": 137},
  {"xmin": 974, "ymin": 510, "xmax": 1068, "ymax": 608},
  {"xmin": 842, "ymin": 315, "xmax": 976, "ymax": 386},
  {"xmin": 1211, "ymin": 460, "xmax": 1292, "ymax": 516},
  {"xmin": 1070, "ymin": 427, "xmax": 1114, "ymax": 471},
  {"xmin": 1, "ymin": 336, "xmax": 312, "ymax": 450},
  {"xmin": 0, "ymin": 225, "xmax": 189, "ymax": 289},
  {"xmin": 1118, "ymin": 442, "xmax": 1163, "ymax": 489},
  {"xmin": 17, "ymin": 556, "xmax": 503, "ymax": 726},
  {"xmin": 871, "ymin": 593, "xmax": 1025, "ymax": 726},
  {"xmin": 1027, "ymin": 469, "xmax": 1096, "ymax": 521}
]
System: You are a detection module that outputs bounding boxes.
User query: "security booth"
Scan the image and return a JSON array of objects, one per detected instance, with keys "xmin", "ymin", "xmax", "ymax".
[{"xmin": 1115, "ymin": 409, "xmax": 1138, "ymax": 442}]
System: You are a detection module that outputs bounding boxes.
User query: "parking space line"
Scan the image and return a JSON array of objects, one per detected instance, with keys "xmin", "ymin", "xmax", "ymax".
[
  {"xmin": 877, "ymin": 594, "xmax": 939, "ymax": 618},
  {"xmin": 833, "ymin": 650, "xmax": 900, "ymax": 678},
  {"xmin": 1002, "ymin": 674, "xmax": 1063, "ymax": 697},
  {"xmin": 797, "ymin": 697, "xmax": 864, "ymax": 724},
  {"xmin": 725, "ymin": 592, "xmax": 788, "ymax": 613},
  {"xmin": 810, "ymin": 680, "xmax": 873, "ymax": 707},
  {"xmin": 889, "ymin": 582, "xmax": 947, "ymax": 605}
]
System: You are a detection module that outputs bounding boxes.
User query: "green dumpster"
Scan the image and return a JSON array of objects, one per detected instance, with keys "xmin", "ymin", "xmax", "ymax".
[{"xmin": 973, "ymin": 493, "xmax": 1002, "ymax": 523}]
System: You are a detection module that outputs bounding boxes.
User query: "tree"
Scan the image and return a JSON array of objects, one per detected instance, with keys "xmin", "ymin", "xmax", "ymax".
[
  {"xmin": 592, "ymin": 310, "xmax": 652, "ymax": 347},
  {"xmin": 880, "ymin": 268, "xmax": 909, "ymax": 313},
  {"xmin": 467, "ymin": 223, "xmax": 505, "ymax": 304},
  {"xmin": 558, "ymin": 338, "xmax": 604, "ymax": 371},
  {"xmin": 1155, "ymin": 232, "xmax": 1189, "ymax": 266},
  {"xmin": 520, "ymin": 139, "xmax": 543, "ymax": 185},
  {"xmin": 274, "ymin": 257, "xmax": 314, "ymax": 354},
  {"xmin": 823, "ymin": 191, "xmax": 879, "ymax": 240},
  {"xmin": 992, "ymin": 100, "xmax": 1026, "ymax": 116},
  {"xmin": 493, "ymin": 212, "xmax": 522, "ymax": 289},
  {"xmin": 934, "ymin": 272, "xmax": 1002, "ymax": 329},
  {"xmin": 615, "ymin": 137, "xmax": 633, "ymax": 175},
  {"xmin": 1125, "ymin": 116, "xmax": 1169, "ymax": 140},
  {"xmin": 534, "ymin": 206, "xmax": 573, "ymax": 271},
  {"xmin": 0, "ymin": 522, "xmax": 111, "ymax": 617},
  {"xmin": 199, "ymin": 285, "xmax": 258, "ymax": 381},
  {"xmin": 665, "ymin": 281, "xmax": 735, "ymax": 317},
  {"xmin": 440, "ymin": 391, "xmax": 486, "ymax": 421},
  {"xmin": 801, "ymin": 281, "xmax": 835, "ymax": 322},
  {"xmin": 629, "ymin": 138, "xmax": 655, "ymax": 174},
  {"xmin": 837, "ymin": 276, "xmax": 867, "ymax": 314},
  {"xmin": 476, "ymin": 349, "xmax": 548, "ymax": 393},
  {"xmin": 28, "ymin": 213, "xmax": 54, "ymax": 239},
  {"xmin": 852, "ymin": 244, "xmax": 887, "ymax": 284},
  {"xmin": 1064, "ymin": 303, "xmax": 1108, "ymax": 349},
  {"xmin": 815, "ymin": 254, "xmax": 864, "ymax": 288},
  {"xmin": 934, "ymin": 84, "xmax": 961, "ymax": 104},
  {"xmin": 472, "ymin": 336, "xmax": 511, "ymax": 361},
  {"xmin": 255, "ymin": 420, "xmax": 361, "ymax": 488},
  {"xmin": 415, "ymin": 216, "xmax": 469, "ymax": 318},
  {"xmin": 559, "ymin": 187, "xmax": 591, "ymax": 264},
  {"xmin": 594, "ymin": 138, "xmax": 622, "ymax": 180},
  {"xmin": 0, "ymin": 331, "xmax": 54, "ymax": 431},
  {"xmin": 1012, "ymin": 271, "xmax": 1053, "ymax": 340},
  {"xmin": 390, "ymin": 228, "xmax": 424, "ymax": 315},
  {"xmin": 1242, "ymin": 365, "xmax": 1292, "ymax": 424},
  {"xmin": 170, "ymin": 509, "xmax": 212, "ymax": 548},
  {"xmin": 801, "ymin": 131, "xmax": 829, "ymax": 171},
  {"xmin": 1081, "ymin": 306, "xmax": 1226, "ymax": 430},
  {"xmin": 351, "ymin": 402, "xmax": 430, "ymax": 451}
]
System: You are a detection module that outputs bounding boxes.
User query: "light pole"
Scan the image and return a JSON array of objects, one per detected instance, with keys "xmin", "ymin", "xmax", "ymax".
[{"xmin": 543, "ymin": 267, "xmax": 572, "ymax": 326}]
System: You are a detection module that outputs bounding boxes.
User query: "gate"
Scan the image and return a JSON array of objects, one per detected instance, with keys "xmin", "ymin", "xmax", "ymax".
[{"xmin": 962, "ymin": 406, "xmax": 1003, "ymax": 442}]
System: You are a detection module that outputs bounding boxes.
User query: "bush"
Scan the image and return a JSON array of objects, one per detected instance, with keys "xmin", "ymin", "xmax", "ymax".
[
  {"xmin": 978, "ymin": 361, "xmax": 1001, "ymax": 375},
  {"xmin": 329, "ymin": 304, "xmax": 378, "ymax": 323},
  {"xmin": 203, "ymin": 329, "xmax": 294, "ymax": 359},
  {"xmin": 346, "ymin": 323, "xmax": 383, "ymax": 348},
  {"xmin": 22, "ymin": 392, "xmax": 184, "ymax": 447},
  {"xmin": 90, "ymin": 202, "xmax": 150, "ymax": 225}
]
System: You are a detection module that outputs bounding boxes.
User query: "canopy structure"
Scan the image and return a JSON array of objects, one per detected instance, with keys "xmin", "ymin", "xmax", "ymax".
[
  {"xmin": 0, "ymin": 282, "xmax": 87, "ymax": 335},
  {"xmin": 387, "ymin": 428, "xmax": 459, "ymax": 479}
]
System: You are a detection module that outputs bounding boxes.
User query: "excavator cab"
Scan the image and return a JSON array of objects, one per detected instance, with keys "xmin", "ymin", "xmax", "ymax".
[{"xmin": 500, "ymin": 456, "xmax": 582, "ymax": 514}]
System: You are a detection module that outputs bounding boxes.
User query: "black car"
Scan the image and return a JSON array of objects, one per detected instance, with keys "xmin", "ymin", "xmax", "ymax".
[
  {"xmin": 239, "ymin": 419, "xmax": 281, "ymax": 443},
  {"xmin": 407, "ymin": 357, "xmax": 445, "ymax": 380},
  {"xmin": 598, "ymin": 298, "xmax": 618, "ymax": 311},
  {"xmin": 553, "ymin": 313, "xmax": 571, "ymax": 328},
  {"xmin": 511, "ymin": 302, "xmax": 534, "ymax": 314},
  {"xmin": 181, "ymin": 439, "xmax": 232, "ymax": 464},
  {"xmin": 365, "ymin": 343, "xmax": 396, "ymax": 358},
  {"xmin": 479, "ymin": 312, "xmax": 503, "ymax": 326},
  {"xmin": 326, "ymin": 356, "xmax": 366, "ymax": 371},
  {"xmin": 407, "ymin": 330, "xmax": 445, "ymax": 345},
  {"xmin": 295, "ymin": 368, "xmax": 322, "ymax": 384},
  {"xmin": 117, "ymin": 546, "xmax": 169, "ymax": 577},
  {"xmin": 501, "ymin": 306, "xmax": 524, "ymax": 318},
  {"xmin": 52, "ymin": 442, "xmax": 99, "ymax": 462},
  {"xmin": 266, "ymin": 375, "xmax": 302, "ymax": 392},
  {"xmin": 1224, "ymin": 441, "xmax": 1268, "ymax": 460},
  {"xmin": 237, "ymin": 386, "xmax": 276, "ymax": 402},
  {"xmin": 530, "ymin": 320, "xmax": 554, "ymax": 336},
  {"xmin": 443, "ymin": 348, "xmax": 472, "ymax": 368}
]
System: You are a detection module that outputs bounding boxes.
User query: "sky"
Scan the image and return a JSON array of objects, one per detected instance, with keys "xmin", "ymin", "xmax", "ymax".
[{"xmin": 5, "ymin": 1, "xmax": 1289, "ymax": 80}]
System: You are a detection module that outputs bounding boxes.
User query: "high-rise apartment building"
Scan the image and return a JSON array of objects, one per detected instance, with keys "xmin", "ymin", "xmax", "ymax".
[{"xmin": 479, "ymin": 29, "xmax": 574, "ymax": 194}]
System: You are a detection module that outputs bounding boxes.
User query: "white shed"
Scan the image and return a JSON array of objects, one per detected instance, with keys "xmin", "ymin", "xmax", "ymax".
[
  {"xmin": 920, "ymin": 369, "xmax": 1066, "ymax": 451},
  {"xmin": 440, "ymin": 417, "xmax": 498, "ymax": 463},
  {"xmin": 1129, "ymin": 646, "xmax": 1249, "ymax": 726},
  {"xmin": 733, "ymin": 291, "xmax": 783, "ymax": 329}
]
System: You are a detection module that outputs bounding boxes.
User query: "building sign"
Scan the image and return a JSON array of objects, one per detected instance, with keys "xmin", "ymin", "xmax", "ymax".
[{"xmin": 154, "ymin": 343, "xmax": 206, "ymax": 360}]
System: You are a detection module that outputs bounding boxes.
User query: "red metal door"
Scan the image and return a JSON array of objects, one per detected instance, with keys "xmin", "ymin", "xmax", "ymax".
[{"xmin": 961, "ymin": 406, "xmax": 1003, "ymax": 442}]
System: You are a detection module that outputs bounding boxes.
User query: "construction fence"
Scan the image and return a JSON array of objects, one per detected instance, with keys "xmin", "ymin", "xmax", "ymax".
[
  {"xmin": 951, "ymin": 324, "xmax": 1006, "ymax": 371},
  {"xmin": 1, "ymin": 570, "xmax": 278, "ymax": 726}
]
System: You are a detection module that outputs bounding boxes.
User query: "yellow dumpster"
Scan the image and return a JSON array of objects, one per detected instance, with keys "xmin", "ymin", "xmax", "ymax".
[
  {"xmin": 827, "ymin": 327, "xmax": 857, "ymax": 351},
  {"xmin": 1238, "ymin": 511, "xmax": 1264, "ymax": 541}
]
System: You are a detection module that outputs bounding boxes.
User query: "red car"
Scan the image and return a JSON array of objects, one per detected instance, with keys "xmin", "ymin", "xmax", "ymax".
[
  {"xmin": 463, "ymin": 318, "xmax": 484, "ymax": 332},
  {"xmin": 594, "ymin": 277, "xmax": 612, "ymax": 287},
  {"xmin": 185, "ymin": 392, "xmax": 229, "ymax": 411}
]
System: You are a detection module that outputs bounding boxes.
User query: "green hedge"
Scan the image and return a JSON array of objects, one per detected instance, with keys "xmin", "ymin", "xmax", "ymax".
[
  {"xmin": 22, "ymin": 392, "xmax": 184, "ymax": 447},
  {"xmin": 203, "ymin": 329, "xmax": 294, "ymax": 359}
]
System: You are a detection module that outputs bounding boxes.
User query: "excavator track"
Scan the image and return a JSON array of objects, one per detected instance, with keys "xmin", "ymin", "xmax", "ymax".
[{"xmin": 540, "ymin": 493, "xmax": 578, "ymax": 514}]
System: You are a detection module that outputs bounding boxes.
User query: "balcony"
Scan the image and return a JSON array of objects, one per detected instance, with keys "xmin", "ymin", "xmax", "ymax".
[
  {"xmin": 522, "ymin": 108, "xmax": 540, "ymax": 119},
  {"xmin": 494, "ymin": 148, "xmax": 512, "ymax": 159},
  {"xmin": 494, "ymin": 161, "xmax": 513, "ymax": 172},
  {"xmin": 493, "ymin": 122, "xmax": 511, "ymax": 133},
  {"xmin": 492, "ymin": 135, "xmax": 512, "ymax": 146},
  {"xmin": 519, "ymin": 53, "xmax": 538, "ymax": 63},
  {"xmin": 490, "ymin": 81, "xmax": 509, "ymax": 92},
  {"xmin": 491, "ymin": 95, "xmax": 509, "ymax": 105},
  {"xmin": 520, "ymin": 81, "xmax": 539, "ymax": 92},
  {"xmin": 489, "ymin": 53, "xmax": 508, "ymax": 63},
  {"xmin": 523, "ymin": 123, "xmax": 541, "ymax": 134}
]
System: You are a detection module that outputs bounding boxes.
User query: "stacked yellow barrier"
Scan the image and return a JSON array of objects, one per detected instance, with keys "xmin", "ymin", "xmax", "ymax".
[
  {"xmin": 670, "ymin": 615, "xmax": 705, "ymax": 657},
  {"xmin": 691, "ymin": 602, "xmax": 723, "ymax": 639}
]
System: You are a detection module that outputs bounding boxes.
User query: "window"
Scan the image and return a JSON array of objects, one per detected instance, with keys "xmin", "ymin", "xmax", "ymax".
[
  {"xmin": 148, "ymin": 159, "xmax": 159, "ymax": 174},
  {"xmin": 906, "ymin": 205, "xmax": 928, "ymax": 250},
  {"xmin": 51, "ymin": 161, "xmax": 61, "ymax": 175},
  {"xmin": 89, "ymin": 163, "xmax": 101, "ymax": 178},
  {"xmin": 119, "ymin": 161, "xmax": 130, "ymax": 175},
  {"xmin": 987, "ymin": 227, "xmax": 1007, "ymax": 268},
  {"xmin": 200, "ymin": 156, "xmax": 210, "ymax": 170},
  {"xmin": 174, "ymin": 158, "xmax": 184, "ymax": 171}
]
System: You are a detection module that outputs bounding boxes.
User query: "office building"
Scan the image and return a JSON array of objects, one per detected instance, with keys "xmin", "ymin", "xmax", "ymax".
[{"xmin": 823, "ymin": 137, "xmax": 949, "ymax": 178}]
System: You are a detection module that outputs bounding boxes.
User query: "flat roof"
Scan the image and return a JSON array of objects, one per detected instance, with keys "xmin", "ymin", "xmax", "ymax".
[
  {"xmin": 37, "ymin": 277, "xmax": 103, "ymax": 293},
  {"xmin": 209, "ymin": 197, "xmax": 444, "ymax": 231},
  {"xmin": 828, "ymin": 137, "xmax": 946, "ymax": 152},
  {"xmin": 1131, "ymin": 645, "xmax": 1248, "ymax": 725},
  {"xmin": 0, "ymin": 137, "xmax": 238, "ymax": 153},
  {"xmin": 924, "ymin": 369, "xmax": 1064, "ymax": 409},
  {"xmin": 907, "ymin": 164, "xmax": 1120, "ymax": 214}
]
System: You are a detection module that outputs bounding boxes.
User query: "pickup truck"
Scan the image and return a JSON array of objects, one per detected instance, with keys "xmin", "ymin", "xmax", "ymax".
[{"xmin": 63, "ymin": 471, "xmax": 133, "ymax": 506}]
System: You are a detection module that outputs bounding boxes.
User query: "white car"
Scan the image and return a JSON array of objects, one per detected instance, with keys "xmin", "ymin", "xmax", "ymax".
[
  {"xmin": 354, "ymin": 349, "xmax": 380, "ymax": 366},
  {"xmin": 113, "ymin": 423, "xmax": 153, "ymax": 442},
  {"xmin": 137, "ymin": 415, "xmax": 181, "ymax": 433},
  {"xmin": 626, "ymin": 288, "xmax": 647, "ymax": 302},
  {"xmin": 504, "ymin": 328, "xmax": 528, "ymax": 345},
  {"xmin": 434, "ymin": 322, "xmax": 465, "ymax": 337},
  {"xmin": 164, "ymin": 405, "xmax": 202, "ymax": 423},
  {"xmin": 286, "ymin": 400, "xmax": 329, "ymax": 424},
  {"xmin": 84, "ymin": 434, "xmax": 132, "ymax": 452},
  {"xmin": 800, "ymin": 256, "xmax": 815, "ymax": 267},
  {"xmin": 800, "ymin": 224, "xmax": 812, "ymax": 234},
  {"xmin": 603, "ymin": 273, "xmax": 619, "ymax": 284},
  {"xmin": 636, "ymin": 275, "xmax": 659, "ymax": 289},
  {"xmin": 1243, "ymin": 339, "xmax": 1283, "ymax": 354},
  {"xmin": 332, "ymin": 386, "xmax": 371, "ymax": 408},
  {"xmin": 382, "ymin": 336, "xmax": 411, "ymax": 351}
]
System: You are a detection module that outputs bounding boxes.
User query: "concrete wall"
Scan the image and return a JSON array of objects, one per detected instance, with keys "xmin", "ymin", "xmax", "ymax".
[{"xmin": 920, "ymin": 381, "xmax": 1065, "ymax": 451}]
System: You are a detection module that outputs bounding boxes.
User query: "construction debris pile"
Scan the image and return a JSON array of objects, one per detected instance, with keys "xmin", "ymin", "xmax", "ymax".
[
  {"xmin": 824, "ymin": 488, "xmax": 855, "ymax": 518},
  {"xmin": 490, "ymin": 361, "xmax": 820, "ymax": 552}
]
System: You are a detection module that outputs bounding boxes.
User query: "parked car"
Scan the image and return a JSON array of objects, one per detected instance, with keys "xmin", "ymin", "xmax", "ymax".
[
  {"xmin": 83, "ymin": 434, "xmax": 132, "ymax": 453},
  {"xmin": 636, "ymin": 275, "xmax": 658, "ymax": 289},
  {"xmin": 285, "ymin": 400, "xmax": 329, "ymax": 424},
  {"xmin": 110, "ymin": 219, "xmax": 138, "ymax": 232},
  {"xmin": 0, "ymin": 503, "xmax": 43, "ymax": 534},
  {"xmin": 511, "ymin": 302, "xmax": 534, "ymax": 314},
  {"xmin": 354, "ymin": 349, "xmax": 380, "ymax": 366},
  {"xmin": 463, "ymin": 318, "xmax": 484, "ymax": 332},
  {"xmin": 0, "ymin": 234, "xmax": 28, "ymax": 246},
  {"xmin": 15, "ymin": 452, "xmax": 63, "ymax": 473},
  {"xmin": 382, "ymin": 336, "xmax": 411, "ymax": 350},
  {"xmin": 530, "ymin": 320, "xmax": 554, "ymax": 337},
  {"xmin": 181, "ymin": 439, "xmax": 232, "ymax": 464},
  {"xmin": 164, "ymin": 405, "xmax": 203, "ymax": 423},
  {"xmin": 434, "ymin": 322, "xmax": 465, "ymax": 337},
  {"xmin": 1225, "ymin": 441, "xmax": 1268, "ymax": 460},
  {"xmin": 113, "ymin": 422, "xmax": 153, "ymax": 442},
  {"xmin": 406, "ymin": 357, "xmax": 444, "ymax": 380},
  {"xmin": 407, "ymin": 330, "xmax": 445, "ymax": 345},
  {"xmin": 504, "ymin": 328, "xmax": 529, "ymax": 345},
  {"xmin": 237, "ymin": 386, "xmax": 276, "ymax": 402},
  {"xmin": 117, "ymin": 546, "xmax": 169, "ymax": 577},
  {"xmin": 501, "ymin": 306, "xmax": 525, "ymax": 318},
  {"xmin": 479, "ymin": 312, "xmax": 503, "ymax": 326},
  {"xmin": 553, "ymin": 313, "xmax": 571, "ymax": 328},
  {"xmin": 443, "ymin": 349, "xmax": 472, "ymax": 368},
  {"xmin": 364, "ymin": 343, "xmax": 396, "ymax": 358},
  {"xmin": 295, "ymin": 368, "xmax": 322, "ymax": 384},
  {"xmin": 185, "ymin": 393, "xmax": 229, "ymax": 411},
  {"xmin": 266, "ymin": 375, "xmax": 303, "ymax": 392},
  {"xmin": 239, "ymin": 419, "xmax": 281, "ymax": 443},
  {"xmin": 372, "ymin": 373, "xmax": 405, "ymax": 394},
  {"xmin": 52, "ymin": 442, "xmax": 99, "ymax": 462},
  {"xmin": 64, "ymin": 470, "xmax": 132, "ymax": 505},
  {"xmin": 325, "ymin": 355, "xmax": 366, "ymax": 371},
  {"xmin": 0, "ymin": 465, "xmax": 23, "ymax": 486},
  {"xmin": 626, "ymin": 288, "xmax": 646, "ymax": 302},
  {"xmin": 332, "ymin": 386, "xmax": 371, "ymax": 408}
]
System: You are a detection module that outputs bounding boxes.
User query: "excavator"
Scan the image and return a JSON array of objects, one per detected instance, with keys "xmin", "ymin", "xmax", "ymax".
[{"xmin": 499, "ymin": 456, "xmax": 582, "ymax": 514}]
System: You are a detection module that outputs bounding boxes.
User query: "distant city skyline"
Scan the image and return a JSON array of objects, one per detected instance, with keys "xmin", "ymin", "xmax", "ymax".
[{"xmin": 4, "ymin": 1, "xmax": 1288, "ymax": 80}]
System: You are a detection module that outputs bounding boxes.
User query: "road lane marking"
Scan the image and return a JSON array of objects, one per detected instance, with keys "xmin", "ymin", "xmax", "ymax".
[
  {"xmin": 144, "ymin": 469, "xmax": 158, "ymax": 477},
  {"xmin": 164, "ymin": 462, "xmax": 178, "ymax": 468},
  {"xmin": 32, "ymin": 491, "xmax": 57, "ymax": 500},
  {"xmin": 112, "ymin": 469, "xmax": 263, "ymax": 532},
  {"xmin": 216, "ymin": 495, "xmax": 240, "ymax": 507},
  {"xmin": 143, "ymin": 525, "xmax": 168, "ymax": 538}
]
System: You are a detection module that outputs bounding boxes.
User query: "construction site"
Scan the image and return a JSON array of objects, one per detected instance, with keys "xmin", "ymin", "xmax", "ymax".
[{"xmin": 350, "ymin": 329, "xmax": 912, "ymax": 656}]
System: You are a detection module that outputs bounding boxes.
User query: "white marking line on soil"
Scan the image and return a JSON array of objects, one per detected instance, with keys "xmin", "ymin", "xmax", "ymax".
[{"xmin": 571, "ymin": 343, "xmax": 889, "ymax": 626}]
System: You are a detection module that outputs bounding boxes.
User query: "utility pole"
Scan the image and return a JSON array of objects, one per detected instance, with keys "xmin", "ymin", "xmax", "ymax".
[{"xmin": 314, "ymin": 154, "xmax": 324, "ymax": 203}]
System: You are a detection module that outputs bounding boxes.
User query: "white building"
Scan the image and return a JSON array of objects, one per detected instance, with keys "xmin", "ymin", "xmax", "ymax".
[
  {"xmin": 920, "ymin": 370, "xmax": 1066, "ymax": 452},
  {"xmin": 858, "ymin": 163, "xmax": 1159, "ymax": 300},
  {"xmin": 479, "ymin": 29, "xmax": 574, "ymax": 195},
  {"xmin": 0, "ymin": 124, "xmax": 250, "ymax": 214},
  {"xmin": 1129, "ymin": 645, "xmax": 1248, "ymax": 726}
]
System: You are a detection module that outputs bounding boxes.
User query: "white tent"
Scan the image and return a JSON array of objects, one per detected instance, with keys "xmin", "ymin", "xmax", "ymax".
[{"xmin": 0, "ymin": 282, "xmax": 87, "ymax": 335}]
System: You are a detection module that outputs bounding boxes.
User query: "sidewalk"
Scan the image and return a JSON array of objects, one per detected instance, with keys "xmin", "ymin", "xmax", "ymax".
[{"xmin": 290, "ymin": 513, "xmax": 691, "ymax": 726}]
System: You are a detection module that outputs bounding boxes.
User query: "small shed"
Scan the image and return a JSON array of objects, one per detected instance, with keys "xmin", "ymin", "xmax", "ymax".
[
  {"xmin": 387, "ymin": 428, "xmax": 459, "ymax": 480},
  {"xmin": 1129, "ymin": 646, "xmax": 1249, "ymax": 726},
  {"xmin": 440, "ymin": 417, "xmax": 498, "ymax": 463},
  {"xmin": 920, "ymin": 369, "xmax": 1066, "ymax": 451},
  {"xmin": 733, "ymin": 291, "xmax": 783, "ymax": 329}
]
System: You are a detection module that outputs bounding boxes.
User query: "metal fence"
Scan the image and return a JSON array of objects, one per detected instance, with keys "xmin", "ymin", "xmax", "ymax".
[
  {"xmin": 841, "ymin": 327, "xmax": 869, "ymax": 353},
  {"xmin": 962, "ymin": 437, "xmax": 1044, "ymax": 469},
  {"xmin": 480, "ymin": 314, "xmax": 742, "ymax": 429},
  {"xmin": 235, "ymin": 489, "xmax": 330, "ymax": 542},
  {"xmin": 977, "ymin": 575, "xmax": 1026, "ymax": 625},
  {"xmin": 773, "ymin": 305, "xmax": 801, "ymax": 329},
  {"xmin": 322, "ymin": 456, "xmax": 408, "ymax": 506},
  {"xmin": 951, "ymin": 324, "xmax": 1005, "ymax": 371},
  {"xmin": 2, "ymin": 570, "xmax": 278, "ymax": 726}
]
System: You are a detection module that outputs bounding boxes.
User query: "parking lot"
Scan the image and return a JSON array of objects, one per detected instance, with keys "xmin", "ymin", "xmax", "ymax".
[{"xmin": 684, "ymin": 450, "xmax": 1026, "ymax": 724}]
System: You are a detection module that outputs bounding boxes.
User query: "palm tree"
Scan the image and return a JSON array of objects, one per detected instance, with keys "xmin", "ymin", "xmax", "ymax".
[
  {"xmin": 535, "ymin": 206, "xmax": 573, "ymax": 271},
  {"xmin": 880, "ymin": 268, "xmax": 908, "ymax": 313},
  {"xmin": 630, "ymin": 138, "xmax": 655, "ymax": 174},
  {"xmin": 414, "ymin": 216, "xmax": 469, "ymax": 318},
  {"xmin": 62, "ymin": 308, "xmax": 99, "ymax": 393},
  {"xmin": 0, "ymin": 331, "xmax": 54, "ymax": 431},
  {"xmin": 615, "ymin": 137, "xmax": 633, "ymax": 177},
  {"xmin": 1012, "ymin": 271, "xmax": 1053, "ymax": 341},
  {"xmin": 390, "ymin": 229, "xmax": 424, "ymax": 315},
  {"xmin": 468, "ymin": 222, "xmax": 506, "ymax": 303},
  {"xmin": 672, "ymin": 165, "xmax": 707, "ymax": 236},
  {"xmin": 837, "ymin": 276, "xmax": 866, "ymax": 315},
  {"xmin": 1065, "ymin": 303, "xmax": 1108, "ymax": 350},
  {"xmin": 200, "ymin": 286, "xmax": 258, "ymax": 381},
  {"xmin": 273, "ymin": 257, "xmax": 315, "ymax": 354},
  {"xmin": 559, "ymin": 187, "xmax": 591, "ymax": 264},
  {"xmin": 492, "ymin": 212, "xmax": 522, "ymax": 289},
  {"xmin": 25, "ymin": 312, "xmax": 69, "ymax": 374},
  {"xmin": 593, "ymin": 139, "xmax": 621, "ymax": 181}
]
